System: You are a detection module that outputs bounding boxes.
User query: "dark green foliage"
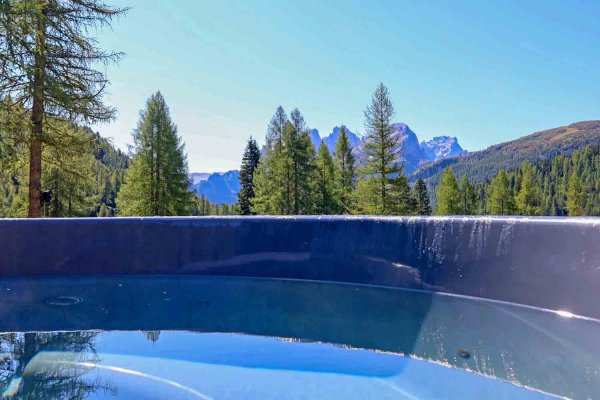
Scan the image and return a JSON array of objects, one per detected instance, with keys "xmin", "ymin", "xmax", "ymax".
[
  {"xmin": 355, "ymin": 83, "xmax": 403, "ymax": 214},
  {"xmin": 432, "ymin": 145, "xmax": 600, "ymax": 216},
  {"xmin": 287, "ymin": 109, "xmax": 316, "ymax": 214},
  {"xmin": 413, "ymin": 178, "xmax": 431, "ymax": 215},
  {"xmin": 0, "ymin": 120, "xmax": 128, "ymax": 217},
  {"xmin": 315, "ymin": 141, "xmax": 340, "ymax": 214},
  {"xmin": 237, "ymin": 136, "xmax": 260, "ymax": 215},
  {"xmin": 193, "ymin": 194, "xmax": 239, "ymax": 216},
  {"xmin": 0, "ymin": 0, "xmax": 127, "ymax": 216},
  {"xmin": 252, "ymin": 107, "xmax": 316, "ymax": 215},
  {"xmin": 566, "ymin": 172, "xmax": 585, "ymax": 216},
  {"xmin": 459, "ymin": 176, "xmax": 478, "ymax": 215},
  {"xmin": 412, "ymin": 121, "xmax": 600, "ymax": 190},
  {"xmin": 334, "ymin": 125, "xmax": 356, "ymax": 213}
]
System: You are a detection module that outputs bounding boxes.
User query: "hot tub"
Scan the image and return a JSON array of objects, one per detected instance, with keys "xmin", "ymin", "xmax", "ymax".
[{"xmin": 0, "ymin": 216, "xmax": 598, "ymax": 399}]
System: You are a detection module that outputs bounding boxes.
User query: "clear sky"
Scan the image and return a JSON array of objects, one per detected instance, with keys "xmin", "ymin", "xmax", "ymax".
[{"xmin": 94, "ymin": 0, "xmax": 600, "ymax": 172}]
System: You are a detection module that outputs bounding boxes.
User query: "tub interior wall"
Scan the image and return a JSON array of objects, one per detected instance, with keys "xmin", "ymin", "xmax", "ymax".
[{"xmin": 1, "ymin": 216, "xmax": 599, "ymax": 319}]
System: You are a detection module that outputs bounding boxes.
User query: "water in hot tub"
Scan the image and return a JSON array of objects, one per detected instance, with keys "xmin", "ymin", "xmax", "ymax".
[{"xmin": 0, "ymin": 275, "xmax": 597, "ymax": 399}]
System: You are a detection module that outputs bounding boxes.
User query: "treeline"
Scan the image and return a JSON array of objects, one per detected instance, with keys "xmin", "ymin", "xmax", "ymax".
[
  {"xmin": 194, "ymin": 194, "xmax": 239, "ymax": 216},
  {"xmin": 435, "ymin": 145, "xmax": 600, "ymax": 216},
  {"xmin": 238, "ymin": 83, "xmax": 432, "ymax": 216},
  {"xmin": 0, "ymin": 108, "xmax": 129, "ymax": 218},
  {"xmin": 0, "ymin": 93, "xmax": 233, "ymax": 218}
]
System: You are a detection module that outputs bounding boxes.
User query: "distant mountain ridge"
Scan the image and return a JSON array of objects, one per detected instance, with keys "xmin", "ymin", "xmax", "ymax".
[
  {"xmin": 189, "ymin": 170, "xmax": 240, "ymax": 204},
  {"xmin": 309, "ymin": 126, "xmax": 362, "ymax": 153},
  {"xmin": 410, "ymin": 120, "xmax": 600, "ymax": 187},
  {"xmin": 420, "ymin": 136, "xmax": 466, "ymax": 161}
]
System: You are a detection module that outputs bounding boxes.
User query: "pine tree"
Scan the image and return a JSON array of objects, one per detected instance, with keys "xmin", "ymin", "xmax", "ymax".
[
  {"xmin": 516, "ymin": 161, "xmax": 541, "ymax": 215},
  {"xmin": 117, "ymin": 92, "xmax": 192, "ymax": 216},
  {"xmin": 315, "ymin": 141, "xmax": 339, "ymax": 214},
  {"xmin": 356, "ymin": 83, "xmax": 400, "ymax": 214},
  {"xmin": 413, "ymin": 178, "xmax": 432, "ymax": 215},
  {"xmin": 435, "ymin": 168, "xmax": 462, "ymax": 215},
  {"xmin": 334, "ymin": 125, "xmax": 356, "ymax": 214},
  {"xmin": 237, "ymin": 136, "xmax": 260, "ymax": 215},
  {"xmin": 459, "ymin": 176, "xmax": 478, "ymax": 215},
  {"xmin": 488, "ymin": 170, "xmax": 517, "ymax": 215},
  {"xmin": 0, "ymin": 1, "xmax": 127, "ymax": 217},
  {"xmin": 566, "ymin": 172, "xmax": 585, "ymax": 216}
]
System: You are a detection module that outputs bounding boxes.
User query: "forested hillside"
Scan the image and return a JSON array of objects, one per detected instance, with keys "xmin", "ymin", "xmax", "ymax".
[
  {"xmin": 0, "ymin": 124, "xmax": 128, "ymax": 217},
  {"xmin": 434, "ymin": 145, "xmax": 600, "ymax": 216},
  {"xmin": 411, "ymin": 121, "xmax": 600, "ymax": 187}
]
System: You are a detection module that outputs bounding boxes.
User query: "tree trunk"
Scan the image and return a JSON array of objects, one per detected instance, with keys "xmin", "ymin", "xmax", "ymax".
[{"xmin": 28, "ymin": 5, "xmax": 47, "ymax": 218}]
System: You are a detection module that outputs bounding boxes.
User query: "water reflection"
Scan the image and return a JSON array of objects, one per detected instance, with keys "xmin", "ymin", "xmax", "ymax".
[
  {"xmin": 0, "ymin": 275, "xmax": 596, "ymax": 399},
  {"xmin": 0, "ymin": 331, "xmax": 114, "ymax": 399},
  {"xmin": 142, "ymin": 331, "xmax": 160, "ymax": 344}
]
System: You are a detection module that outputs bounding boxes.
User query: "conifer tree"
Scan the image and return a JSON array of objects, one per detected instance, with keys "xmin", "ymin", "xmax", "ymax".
[
  {"xmin": 356, "ymin": 83, "xmax": 400, "ymax": 214},
  {"xmin": 516, "ymin": 161, "xmax": 541, "ymax": 215},
  {"xmin": 252, "ymin": 107, "xmax": 316, "ymax": 215},
  {"xmin": 488, "ymin": 170, "xmax": 517, "ymax": 215},
  {"xmin": 435, "ymin": 168, "xmax": 462, "ymax": 215},
  {"xmin": 252, "ymin": 107, "xmax": 288, "ymax": 214},
  {"xmin": 237, "ymin": 136, "xmax": 260, "ymax": 215},
  {"xmin": 460, "ymin": 176, "xmax": 478, "ymax": 215},
  {"xmin": 413, "ymin": 178, "xmax": 432, "ymax": 215},
  {"xmin": 390, "ymin": 171, "xmax": 413, "ymax": 214},
  {"xmin": 566, "ymin": 172, "xmax": 585, "ymax": 216},
  {"xmin": 117, "ymin": 92, "xmax": 192, "ymax": 216},
  {"xmin": 334, "ymin": 125, "xmax": 356, "ymax": 213},
  {"xmin": 0, "ymin": 0, "xmax": 127, "ymax": 217},
  {"xmin": 315, "ymin": 141, "xmax": 339, "ymax": 214},
  {"xmin": 283, "ymin": 110, "xmax": 316, "ymax": 214},
  {"xmin": 266, "ymin": 106, "xmax": 287, "ymax": 151}
]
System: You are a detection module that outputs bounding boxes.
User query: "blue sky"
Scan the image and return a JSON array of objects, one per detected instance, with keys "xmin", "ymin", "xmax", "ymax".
[{"xmin": 94, "ymin": 0, "xmax": 600, "ymax": 172}]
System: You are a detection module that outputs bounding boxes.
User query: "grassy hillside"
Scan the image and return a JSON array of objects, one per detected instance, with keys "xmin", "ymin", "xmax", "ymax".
[{"xmin": 410, "ymin": 120, "xmax": 600, "ymax": 186}]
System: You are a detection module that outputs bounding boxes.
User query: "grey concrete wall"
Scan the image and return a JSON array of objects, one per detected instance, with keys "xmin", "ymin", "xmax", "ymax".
[{"xmin": 1, "ymin": 216, "xmax": 599, "ymax": 318}]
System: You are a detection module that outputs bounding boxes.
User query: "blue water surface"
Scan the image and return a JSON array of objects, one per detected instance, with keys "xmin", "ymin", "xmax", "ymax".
[{"xmin": 0, "ymin": 275, "xmax": 596, "ymax": 399}]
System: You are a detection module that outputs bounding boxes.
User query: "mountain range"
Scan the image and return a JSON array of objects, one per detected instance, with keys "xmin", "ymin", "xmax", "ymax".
[
  {"xmin": 190, "ymin": 122, "xmax": 600, "ymax": 205},
  {"xmin": 410, "ymin": 120, "xmax": 600, "ymax": 187},
  {"xmin": 189, "ymin": 170, "xmax": 241, "ymax": 204},
  {"xmin": 190, "ymin": 123, "xmax": 465, "ymax": 204}
]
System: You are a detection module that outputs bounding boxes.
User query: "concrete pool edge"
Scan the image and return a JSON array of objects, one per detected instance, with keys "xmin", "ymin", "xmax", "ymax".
[{"xmin": 1, "ymin": 216, "xmax": 599, "ymax": 318}]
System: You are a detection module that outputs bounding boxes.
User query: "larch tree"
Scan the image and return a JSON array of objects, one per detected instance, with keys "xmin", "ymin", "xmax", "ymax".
[
  {"xmin": 284, "ymin": 109, "xmax": 315, "ymax": 214},
  {"xmin": 516, "ymin": 161, "xmax": 541, "ymax": 215},
  {"xmin": 117, "ymin": 92, "xmax": 192, "ymax": 216},
  {"xmin": 435, "ymin": 168, "xmax": 462, "ymax": 215},
  {"xmin": 333, "ymin": 125, "xmax": 356, "ymax": 214},
  {"xmin": 356, "ymin": 83, "xmax": 400, "ymax": 214},
  {"xmin": 237, "ymin": 136, "xmax": 260, "ymax": 215},
  {"xmin": 265, "ymin": 105, "xmax": 287, "ymax": 151},
  {"xmin": 488, "ymin": 170, "xmax": 517, "ymax": 215},
  {"xmin": 0, "ymin": 0, "xmax": 127, "ymax": 217},
  {"xmin": 566, "ymin": 171, "xmax": 585, "ymax": 216}
]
